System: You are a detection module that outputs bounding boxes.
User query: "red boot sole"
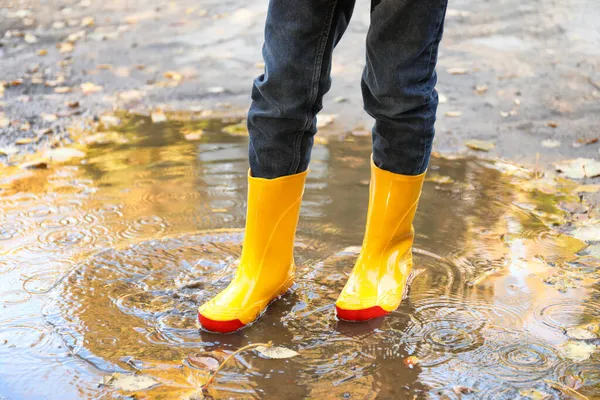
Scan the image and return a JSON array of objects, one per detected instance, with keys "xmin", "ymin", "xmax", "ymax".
[
  {"xmin": 198, "ymin": 313, "xmax": 245, "ymax": 333},
  {"xmin": 335, "ymin": 305, "xmax": 389, "ymax": 322}
]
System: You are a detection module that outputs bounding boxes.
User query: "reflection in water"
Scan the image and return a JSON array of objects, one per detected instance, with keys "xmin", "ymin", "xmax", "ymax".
[{"xmin": 0, "ymin": 115, "xmax": 599, "ymax": 399}]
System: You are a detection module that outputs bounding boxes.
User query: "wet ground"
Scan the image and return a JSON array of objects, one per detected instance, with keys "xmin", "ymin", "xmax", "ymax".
[
  {"xmin": 1, "ymin": 0, "xmax": 600, "ymax": 168},
  {"xmin": 1, "ymin": 116, "xmax": 599, "ymax": 399}
]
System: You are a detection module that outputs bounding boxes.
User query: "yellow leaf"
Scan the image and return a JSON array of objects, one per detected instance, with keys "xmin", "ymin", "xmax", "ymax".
[{"xmin": 81, "ymin": 82, "xmax": 102, "ymax": 94}]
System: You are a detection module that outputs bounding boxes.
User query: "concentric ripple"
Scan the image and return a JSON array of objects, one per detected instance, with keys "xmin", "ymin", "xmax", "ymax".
[{"xmin": 535, "ymin": 300, "xmax": 600, "ymax": 331}]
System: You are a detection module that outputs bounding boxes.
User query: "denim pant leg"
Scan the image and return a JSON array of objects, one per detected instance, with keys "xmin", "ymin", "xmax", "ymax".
[
  {"xmin": 363, "ymin": 0, "xmax": 448, "ymax": 175},
  {"xmin": 248, "ymin": 0, "xmax": 356, "ymax": 179}
]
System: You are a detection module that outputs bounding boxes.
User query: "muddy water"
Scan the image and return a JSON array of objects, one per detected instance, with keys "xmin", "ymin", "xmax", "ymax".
[{"xmin": 1, "ymin": 115, "xmax": 599, "ymax": 399}]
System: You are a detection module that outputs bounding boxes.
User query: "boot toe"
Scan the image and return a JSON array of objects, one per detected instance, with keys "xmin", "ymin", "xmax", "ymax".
[
  {"xmin": 335, "ymin": 305, "xmax": 389, "ymax": 322},
  {"xmin": 198, "ymin": 312, "xmax": 245, "ymax": 333}
]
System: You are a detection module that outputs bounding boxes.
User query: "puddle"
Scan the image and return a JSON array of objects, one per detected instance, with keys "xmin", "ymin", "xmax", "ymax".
[{"xmin": 1, "ymin": 115, "xmax": 599, "ymax": 399}]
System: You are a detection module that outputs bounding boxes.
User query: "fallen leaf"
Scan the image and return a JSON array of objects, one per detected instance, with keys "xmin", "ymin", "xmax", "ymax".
[
  {"xmin": 565, "ymin": 326, "xmax": 598, "ymax": 341},
  {"xmin": 571, "ymin": 225, "xmax": 600, "ymax": 242},
  {"xmin": 465, "ymin": 140, "xmax": 495, "ymax": 152},
  {"xmin": 163, "ymin": 71, "xmax": 183, "ymax": 81},
  {"xmin": 0, "ymin": 116, "xmax": 10, "ymax": 128},
  {"xmin": 187, "ymin": 355, "xmax": 220, "ymax": 372},
  {"xmin": 255, "ymin": 345, "xmax": 299, "ymax": 359},
  {"xmin": 118, "ymin": 90, "xmax": 143, "ymax": 101},
  {"xmin": 557, "ymin": 340, "xmax": 596, "ymax": 362},
  {"xmin": 334, "ymin": 96, "xmax": 347, "ymax": 103},
  {"xmin": 15, "ymin": 137, "xmax": 36, "ymax": 145},
  {"xmin": 562, "ymin": 374, "xmax": 584, "ymax": 390},
  {"xmin": 207, "ymin": 86, "xmax": 225, "ymax": 94},
  {"xmin": 54, "ymin": 86, "xmax": 72, "ymax": 94},
  {"xmin": 475, "ymin": 85, "xmax": 488, "ymax": 94},
  {"xmin": 41, "ymin": 113, "xmax": 58, "ymax": 122},
  {"xmin": 20, "ymin": 122, "xmax": 31, "ymax": 131},
  {"xmin": 58, "ymin": 42, "xmax": 74, "ymax": 53},
  {"xmin": 102, "ymin": 373, "xmax": 160, "ymax": 391},
  {"xmin": 52, "ymin": 21, "xmax": 66, "ymax": 29},
  {"xmin": 80, "ymin": 17, "xmax": 94, "ymax": 27},
  {"xmin": 0, "ymin": 146, "xmax": 19, "ymax": 156},
  {"xmin": 184, "ymin": 130, "xmax": 203, "ymax": 141},
  {"xmin": 547, "ymin": 122, "xmax": 558, "ymax": 128},
  {"xmin": 96, "ymin": 64, "xmax": 113, "ymax": 70},
  {"xmin": 518, "ymin": 388, "xmax": 551, "ymax": 400},
  {"xmin": 20, "ymin": 158, "xmax": 48, "ymax": 169},
  {"xmin": 576, "ymin": 137, "xmax": 599, "ymax": 146},
  {"xmin": 514, "ymin": 98, "xmax": 521, "ymax": 106},
  {"xmin": 66, "ymin": 101, "xmax": 80, "ymax": 108},
  {"xmin": 45, "ymin": 147, "xmax": 86, "ymax": 162},
  {"xmin": 100, "ymin": 115, "xmax": 121, "ymax": 127},
  {"xmin": 81, "ymin": 82, "xmax": 102, "ymax": 94},
  {"xmin": 37, "ymin": 49, "xmax": 48, "ymax": 56},
  {"xmin": 500, "ymin": 111, "xmax": 510, "ymax": 118},
  {"xmin": 541, "ymin": 139, "xmax": 561, "ymax": 148},
  {"xmin": 151, "ymin": 110, "xmax": 167, "ymax": 123},
  {"xmin": 317, "ymin": 114, "xmax": 337, "ymax": 128},
  {"xmin": 447, "ymin": 67, "xmax": 469, "ymax": 75},
  {"xmin": 438, "ymin": 93, "xmax": 448, "ymax": 103},
  {"xmin": 425, "ymin": 175, "xmax": 454, "ymax": 184},
  {"xmin": 403, "ymin": 356, "xmax": 419, "ymax": 368},
  {"xmin": 555, "ymin": 158, "xmax": 600, "ymax": 179},
  {"xmin": 445, "ymin": 111, "xmax": 463, "ymax": 117},
  {"xmin": 24, "ymin": 33, "xmax": 37, "ymax": 43}
]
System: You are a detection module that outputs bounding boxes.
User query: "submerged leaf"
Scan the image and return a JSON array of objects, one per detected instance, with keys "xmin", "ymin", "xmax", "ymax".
[
  {"xmin": 255, "ymin": 345, "xmax": 299, "ymax": 359},
  {"xmin": 102, "ymin": 372, "xmax": 160, "ymax": 391},
  {"xmin": 187, "ymin": 355, "xmax": 220, "ymax": 372},
  {"xmin": 565, "ymin": 326, "xmax": 597, "ymax": 341},
  {"xmin": 557, "ymin": 340, "xmax": 596, "ymax": 362},
  {"xmin": 151, "ymin": 110, "xmax": 167, "ymax": 123}
]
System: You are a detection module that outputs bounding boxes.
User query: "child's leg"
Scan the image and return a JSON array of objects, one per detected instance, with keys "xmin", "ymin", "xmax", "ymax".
[
  {"xmin": 363, "ymin": 0, "xmax": 448, "ymax": 175},
  {"xmin": 248, "ymin": 0, "xmax": 356, "ymax": 179},
  {"xmin": 199, "ymin": 0, "xmax": 356, "ymax": 333},
  {"xmin": 336, "ymin": 0, "xmax": 448, "ymax": 322}
]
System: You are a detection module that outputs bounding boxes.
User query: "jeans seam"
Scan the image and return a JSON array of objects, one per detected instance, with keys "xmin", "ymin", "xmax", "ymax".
[{"xmin": 289, "ymin": 0, "xmax": 338, "ymax": 175}]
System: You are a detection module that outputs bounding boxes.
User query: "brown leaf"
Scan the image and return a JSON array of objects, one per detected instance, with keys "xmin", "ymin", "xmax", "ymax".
[
  {"xmin": 20, "ymin": 158, "xmax": 49, "ymax": 169},
  {"xmin": 187, "ymin": 355, "xmax": 220, "ymax": 372},
  {"xmin": 576, "ymin": 137, "xmax": 599, "ymax": 145},
  {"xmin": 547, "ymin": 122, "xmax": 558, "ymax": 128}
]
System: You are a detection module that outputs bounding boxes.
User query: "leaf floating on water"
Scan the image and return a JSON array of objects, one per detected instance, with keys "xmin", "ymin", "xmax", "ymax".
[
  {"xmin": 102, "ymin": 372, "xmax": 160, "ymax": 391},
  {"xmin": 465, "ymin": 140, "xmax": 495, "ymax": 152},
  {"xmin": 0, "ymin": 146, "xmax": 19, "ymax": 156},
  {"xmin": 562, "ymin": 374, "xmax": 584, "ymax": 390},
  {"xmin": 555, "ymin": 158, "xmax": 600, "ymax": 179},
  {"xmin": 570, "ymin": 225, "xmax": 600, "ymax": 242},
  {"xmin": 565, "ymin": 326, "xmax": 598, "ymax": 341},
  {"xmin": 163, "ymin": 71, "xmax": 183, "ymax": 82},
  {"xmin": 547, "ymin": 121, "xmax": 558, "ymax": 128},
  {"xmin": 557, "ymin": 340, "xmax": 596, "ymax": 362},
  {"xmin": 255, "ymin": 345, "xmax": 299, "ymax": 359},
  {"xmin": 0, "ymin": 116, "xmax": 11, "ymax": 128},
  {"xmin": 187, "ymin": 355, "xmax": 220, "ymax": 372},
  {"xmin": 402, "ymin": 355, "xmax": 419, "ymax": 368},
  {"xmin": 425, "ymin": 175, "xmax": 454, "ymax": 184},
  {"xmin": 445, "ymin": 111, "xmax": 463, "ymax": 118},
  {"xmin": 518, "ymin": 388, "xmax": 552, "ymax": 400},
  {"xmin": 46, "ymin": 147, "xmax": 86, "ymax": 163},
  {"xmin": 151, "ymin": 110, "xmax": 167, "ymax": 123},
  {"xmin": 183, "ymin": 129, "xmax": 204, "ymax": 141},
  {"xmin": 541, "ymin": 139, "xmax": 561, "ymax": 148}
]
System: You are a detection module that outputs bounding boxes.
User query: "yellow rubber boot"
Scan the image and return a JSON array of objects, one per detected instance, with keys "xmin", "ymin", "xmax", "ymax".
[
  {"xmin": 335, "ymin": 158, "xmax": 425, "ymax": 321},
  {"xmin": 198, "ymin": 169, "xmax": 307, "ymax": 333}
]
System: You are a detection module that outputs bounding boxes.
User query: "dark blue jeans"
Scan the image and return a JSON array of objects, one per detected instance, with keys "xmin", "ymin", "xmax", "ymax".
[{"xmin": 248, "ymin": 0, "xmax": 448, "ymax": 179}]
